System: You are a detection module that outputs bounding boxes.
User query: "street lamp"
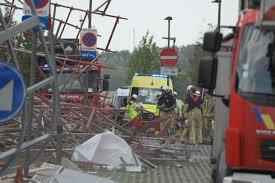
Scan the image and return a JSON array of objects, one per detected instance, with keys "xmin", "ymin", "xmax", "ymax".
[
  {"xmin": 212, "ymin": 0, "xmax": 221, "ymax": 32},
  {"xmin": 164, "ymin": 16, "xmax": 173, "ymax": 48},
  {"xmin": 89, "ymin": 0, "xmax": 92, "ymax": 28}
]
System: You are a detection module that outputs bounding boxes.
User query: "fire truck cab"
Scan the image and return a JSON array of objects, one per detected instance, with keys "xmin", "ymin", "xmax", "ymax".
[{"xmin": 199, "ymin": 0, "xmax": 275, "ymax": 182}]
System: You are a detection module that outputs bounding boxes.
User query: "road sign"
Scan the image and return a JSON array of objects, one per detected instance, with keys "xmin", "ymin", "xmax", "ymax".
[
  {"xmin": 80, "ymin": 28, "xmax": 97, "ymax": 59},
  {"xmin": 160, "ymin": 66, "xmax": 178, "ymax": 76},
  {"xmin": 23, "ymin": 0, "xmax": 50, "ymax": 30},
  {"xmin": 22, "ymin": 16, "xmax": 50, "ymax": 30},
  {"xmin": 0, "ymin": 62, "xmax": 26, "ymax": 123},
  {"xmin": 160, "ymin": 48, "xmax": 178, "ymax": 67},
  {"xmin": 80, "ymin": 51, "xmax": 97, "ymax": 59},
  {"xmin": 25, "ymin": 0, "xmax": 49, "ymax": 9},
  {"xmin": 23, "ymin": 0, "xmax": 50, "ymax": 16}
]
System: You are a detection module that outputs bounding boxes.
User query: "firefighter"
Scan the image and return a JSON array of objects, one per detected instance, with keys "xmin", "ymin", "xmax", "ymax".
[
  {"xmin": 157, "ymin": 86, "xmax": 176, "ymax": 136},
  {"xmin": 173, "ymin": 91, "xmax": 184, "ymax": 118},
  {"xmin": 185, "ymin": 85, "xmax": 194, "ymax": 101},
  {"xmin": 181, "ymin": 87, "xmax": 203, "ymax": 144},
  {"xmin": 157, "ymin": 86, "xmax": 176, "ymax": 112},
  {"xmin": 181, "ymin": 85, "xmax": 194, "ymax": 142},
  {"xmin": 129, "ymin": 94, "xmax": 143, "ymax": 127},
  {"xmin": 201, "ymin": 92, "xmax": 215, "ymax": 144},
  {"xmin": 173, "ymin": 91, "xmax": 184, "ymax": 137}
]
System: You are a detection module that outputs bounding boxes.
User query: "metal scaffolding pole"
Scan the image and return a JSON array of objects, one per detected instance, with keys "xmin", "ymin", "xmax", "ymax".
[{"xmin": 0, "ymin": 0, "xmax": 127, "ymax": 174}]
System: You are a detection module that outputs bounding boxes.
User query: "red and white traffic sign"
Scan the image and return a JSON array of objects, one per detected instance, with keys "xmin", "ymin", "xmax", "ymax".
[
  {"xmin": 23, "ymin": 0, "xmax": 50, "ymax": 16},
  {"xmin": 160, "ymin": 48, "xmax": 178, "ymax": 67},
  {"xmin": 80, "ymin": 28, "xmax": 97, "ymax": 51}
]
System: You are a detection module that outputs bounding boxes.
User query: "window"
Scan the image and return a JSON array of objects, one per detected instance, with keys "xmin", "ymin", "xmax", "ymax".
[
  {"xmin": 236, "ymin": 25, "xmax": 275, "ymax": 105},
  {"xmin": 58, "ymin": 72, "xmax": 86, "ymax": 93},
  {"xmin": 132, "ymin": 88, "xmax": 161, "ymax": 104}
]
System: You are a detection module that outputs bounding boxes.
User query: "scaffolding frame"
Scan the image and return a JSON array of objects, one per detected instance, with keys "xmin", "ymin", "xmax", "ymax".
[{"xmin": 0, "ymin": 0, "xmax": 128, "ymax": 177}]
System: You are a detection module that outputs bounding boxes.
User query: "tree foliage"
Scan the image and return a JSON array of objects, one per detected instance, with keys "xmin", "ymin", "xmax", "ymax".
[
  {"xmin": 0, "ymin": 7, "xmax": 32, "ymax": 84},
  {"xmin": 127, "ymin": 31, "xmax": 159, "ymax": 83},
  {"xmin": 180, "ymin": 42, "xmax": 204, "ymax": 87},
  {"xmin": 0, "ymin": 6, "xmax": 17, "ymax": 60},
  {"xmin": 100, "ymin": 50, "xmax": 130, "ymax": 90}
]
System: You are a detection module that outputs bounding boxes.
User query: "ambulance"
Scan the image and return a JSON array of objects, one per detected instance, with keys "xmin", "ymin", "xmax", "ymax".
[{"xmin": 126, "ymin": 73, "xmax": 173, "ymax": 122}]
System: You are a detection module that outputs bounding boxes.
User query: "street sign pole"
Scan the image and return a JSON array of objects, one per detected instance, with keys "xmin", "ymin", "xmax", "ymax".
[
  {"xmin": 89, "ymin": 0, "xmax": 93, "ymax": 28},
  {"xmin": 163, "ymin": 16, "xmax": 175, "ymax": 84},
  {"xmin": 168, "ymin": 19, "xmax": 170, "ymax": 48},
  {"xmin": 164, "ymin": 16, "xmax": 173, "ymax": 48},
  {"xmin": 85, "ymin": 0, "xmax": 94, "ymax": 107}
]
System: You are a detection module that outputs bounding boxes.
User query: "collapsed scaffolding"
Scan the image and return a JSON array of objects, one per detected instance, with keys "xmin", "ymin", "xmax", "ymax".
[
  {"xmin": 0, "ymin": 0, "xmax": 129, "ymax": 176},
  {"xmin": 0, "ymin": 1, "xmax": 209, "ymax": 181}
]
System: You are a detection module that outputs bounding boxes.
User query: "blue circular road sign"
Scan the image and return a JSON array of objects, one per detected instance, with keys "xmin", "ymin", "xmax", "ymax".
[
  {"xmin": 0, "ymin": 62, "xmax": 26, "ymax": 123},
  {"xmin": 82, "ymin": 32, "xmax": 97, "ymax": 47}
]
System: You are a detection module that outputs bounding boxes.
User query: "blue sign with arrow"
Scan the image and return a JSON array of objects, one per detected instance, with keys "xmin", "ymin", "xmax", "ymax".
[
  {"xmin": 22, "ymin": 15, "xmax": 49, "ymax": 30},
  {"xmin": 80, "ymin": 50, "xmax": 97, "ymax": 59},
  {"xmin": 0, "ymin": 62, "xmax": 26, "ymax": 123}
]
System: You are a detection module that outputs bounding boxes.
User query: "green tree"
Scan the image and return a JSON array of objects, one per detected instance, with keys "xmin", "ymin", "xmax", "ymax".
[
  {"xmin": 0, "ymin": 6, "xmax": 17, "ymax": 60},
  {"xmin": 0, "ymin": 7, "xmax": 32, "ymax": 84},
  {"xmin": 127, "ymin": 31, "xmax": 159, "ymax": 83},
  {"xmin": 100, "ymin": 50, "xmax": 130, "ymax": 90},
  {"xmin": 180, "ymin": 41, "xmax": 204, "ymax": 87}
]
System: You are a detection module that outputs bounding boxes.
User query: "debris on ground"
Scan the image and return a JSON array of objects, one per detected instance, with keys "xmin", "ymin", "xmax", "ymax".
[{"xmin": 32, "ymin": 163, "xmax": 116, "ymax": 183}]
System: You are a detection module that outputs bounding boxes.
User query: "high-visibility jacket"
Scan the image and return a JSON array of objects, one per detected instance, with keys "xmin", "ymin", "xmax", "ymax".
[{"xmin": 177, "ymin": 99, "xmax": 184, "ymax": 117}]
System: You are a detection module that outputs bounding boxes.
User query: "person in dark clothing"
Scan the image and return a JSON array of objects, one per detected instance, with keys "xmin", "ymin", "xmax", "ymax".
[
  {"xmin": 181, "ymin": 86, "xmax": 203, "ymax": 144},
  {"xmin": 157, "ymin": 85, "xmax": 176, "ymax": 112}
]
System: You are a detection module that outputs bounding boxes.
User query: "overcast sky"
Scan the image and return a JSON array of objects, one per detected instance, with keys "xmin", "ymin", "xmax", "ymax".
[
  {"xmin": 13, "ymin": 0, "xmax": 239, "ymax": 51},
  {"xmin": 99, "ymin": 0, "xmax": 239, "ymax": 51},
  {"xmin": 104, "ymin": 0, "xmax": 239, "ymax": 51}
]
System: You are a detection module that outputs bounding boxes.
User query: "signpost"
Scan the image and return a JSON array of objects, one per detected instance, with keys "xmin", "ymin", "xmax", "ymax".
[
  {"xmin": 160, "ymin": 48, "xmax": 178, "ymax": 67},
  {"xmin": 22, "ymin": 0, "xmax": 50, "ymax": 30},
  {"xmin": 0, "ymin": 63, "xmax": 26, "ymax": 123},
  {"xmin": 80, "ymin": 28, "xmax": 97, "ymax": 59},
  {"xmin": 160, "ymin": 16, "xmax": 179, "ymax": 78}
]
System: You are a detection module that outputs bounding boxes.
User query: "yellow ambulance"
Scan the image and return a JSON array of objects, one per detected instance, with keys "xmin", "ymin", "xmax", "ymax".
[{"xmin": 125, "ymin": 74, "xmax": 173, "ymax": 122}]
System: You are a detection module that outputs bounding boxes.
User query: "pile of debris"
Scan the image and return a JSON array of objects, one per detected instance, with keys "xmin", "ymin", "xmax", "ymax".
[{"xmin": 0, "ymin": 130, "xmax": 208, "ymax": 182}]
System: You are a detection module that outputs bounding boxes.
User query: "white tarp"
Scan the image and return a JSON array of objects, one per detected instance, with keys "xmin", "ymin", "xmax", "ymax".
[{"xmin": 72, "ymin": 131, "xmax": 140, "ymax": 168}]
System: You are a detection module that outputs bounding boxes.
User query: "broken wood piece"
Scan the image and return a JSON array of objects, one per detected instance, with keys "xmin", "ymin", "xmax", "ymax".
[{"xmin": 136, "ymin": 155, "xmax": 158, "ymax": 169}]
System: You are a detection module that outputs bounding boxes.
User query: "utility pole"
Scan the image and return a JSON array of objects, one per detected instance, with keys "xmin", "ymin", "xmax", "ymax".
[
  {"xmin": 164, "ymin": 16, "xmax": 172, "ymax": 48},
  {"xmin": 85, "ymin": 0, "xmax": 93, "ymax": 104},
  {"xmin": 89, "ymin": 0, "xmax": 93, "ymax": 28}
]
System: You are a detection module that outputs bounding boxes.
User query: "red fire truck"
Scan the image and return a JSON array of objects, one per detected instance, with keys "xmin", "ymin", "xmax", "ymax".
[{"xmin": 199, "ymin": 1, "xmax": 275, "ymax": 182}]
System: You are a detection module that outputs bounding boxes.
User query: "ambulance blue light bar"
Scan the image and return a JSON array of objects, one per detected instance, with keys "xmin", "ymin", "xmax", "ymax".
[
  {"xmin": 152, "ymin": 74, "xmax": 167, "ymax": 78},
  {"xmin": 134, "ymin": 73, "xmax": 167, "ymax": 78}
]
